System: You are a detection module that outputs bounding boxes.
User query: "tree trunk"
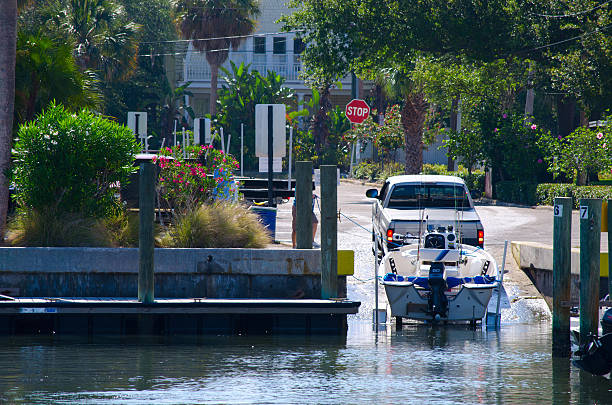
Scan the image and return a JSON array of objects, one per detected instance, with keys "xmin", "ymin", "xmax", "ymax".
[
  {"xmin": 311, "ymin": 84, "xmax": 332, "ymax": 165},
  {"xmin": 26, "ymin": 72, "xmax": 39, "ymax": 122},
  {"xmin": 0, "ymin": 0, "xmax": 17, "ymax": 242},
  {"xmin": 557, "ymin": 96, "xmax": 576, "ymax": 138},
  {"xmin": 401, "ymin": 92, "xmax": 427, "ymax": 174},
  {"xmin": 448, "ymin": 96, "xmax": 459, "ymax": 171},
  {"xmin": 209, "ymin": 63, "xmax": 219, "ymax": 115}
]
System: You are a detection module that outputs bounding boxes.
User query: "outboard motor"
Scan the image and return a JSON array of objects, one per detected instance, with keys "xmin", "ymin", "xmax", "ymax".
[
  {"xmin": 573, "ymin": 333, "xmax": 612, "ymax": 376},
  {"xmin": 428, "ymin": 262, "xmax": 448, "ymax": 321},
  {"xmin": 603, "ymin": 307, "xmax": 612, "ymax": 335}
]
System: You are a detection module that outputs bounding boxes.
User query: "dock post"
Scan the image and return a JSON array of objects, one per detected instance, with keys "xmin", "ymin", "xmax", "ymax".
[
  {"xmin": 295, "ymin": 161, "xmax": 313, "ymax": 249},
  {"xmin": 553, "ymin": 197, "xmax": 572, "ymax": 357},
  {"xmin": 320, "ymin": 165, "xmax": 337, "ymax": 299},
  {"xmin": 138, "ymin": 159, "xmax": 156, "ymax": 303},
  {"xmin": 579, "ymin": 198, "xmax": 601, "ymax": 343},
  {"xmin": 609, "ymin": 199, "xmax": 612, "ymax": 301}
]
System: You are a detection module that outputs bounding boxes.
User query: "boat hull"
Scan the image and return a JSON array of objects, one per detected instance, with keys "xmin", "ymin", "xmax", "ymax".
[{"xmin": 383, "ymin": 281, "xmax": 495, "ymax": 322}]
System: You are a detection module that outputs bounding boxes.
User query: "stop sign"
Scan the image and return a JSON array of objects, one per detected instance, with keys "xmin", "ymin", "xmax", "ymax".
[{"xmin": 345, "ymin": 99, "xmax": 370, "ymax": 124}]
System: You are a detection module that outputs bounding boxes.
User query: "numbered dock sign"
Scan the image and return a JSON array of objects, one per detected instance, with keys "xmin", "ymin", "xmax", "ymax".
[
  {"xmin": 554, "ymin": 204, "xmax": 563, "ymax": 217},
  {"xmin": 580, "ymin": 206, "xmax": 588, "ymax": 219}
]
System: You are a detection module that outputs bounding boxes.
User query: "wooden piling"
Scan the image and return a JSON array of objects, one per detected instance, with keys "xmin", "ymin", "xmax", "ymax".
[
  {"xmin": 138, "ymin": 160, "xmax": 155, "ymax": 303},
  {"xmin": 609, "ymin": 199, "xmax": 612, "ymax": 301},
  {"xmin": 579, "ymin": 198, "xmax": 601, "ymax": 343},
  {"xmin": 320, "ymin": 165, "xmax": 337, "ymax": 299},
  {"xmin": 553, "ymin": 197, "xmax": 572, "ymax": 357},
  {"xmin": 295, "ymin": 161, "xmax": 313, "ymax": 249}
]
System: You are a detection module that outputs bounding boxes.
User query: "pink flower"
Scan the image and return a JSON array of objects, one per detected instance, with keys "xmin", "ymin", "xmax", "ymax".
[
  {"xmin": 502, "ymin": 113, "xmax": 508, "ymax": 119},
  {"xmin": 537, "ymin": 159, "xmax": 543, "ymax": 163},
  {"xmin": 530, "ymin": 124, "xmax": 537, "ymax": 130},
  {"xmin": 494, "ymin": 128, "xmax": 498, "ymax": 132},
  {"xmin": 603, "ymin": 143, "xmax": 607, "ymax": 149},
  {"xmin": 558, "ymin": 135, "xmax": 562, "ymax": 139},
  {"xmin": 597, "ymin": 132, "xmax": 604, "ymax": 139}
]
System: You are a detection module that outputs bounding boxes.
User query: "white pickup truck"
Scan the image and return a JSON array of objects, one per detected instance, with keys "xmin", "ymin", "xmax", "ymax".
[{"xmin": 366, "ymin": 175, "xmax": 484, "ymax": 256}]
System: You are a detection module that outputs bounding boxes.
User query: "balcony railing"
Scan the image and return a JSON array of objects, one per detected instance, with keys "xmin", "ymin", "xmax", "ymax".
[{"xmin": 183, "ymin": 51, "xmax": 349, "ymax": 85}]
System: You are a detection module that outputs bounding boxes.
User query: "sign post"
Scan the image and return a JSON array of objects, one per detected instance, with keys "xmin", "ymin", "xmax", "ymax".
[{"xmin": 255, "ymin": 104, "xmax": 286, "ymax": 207}]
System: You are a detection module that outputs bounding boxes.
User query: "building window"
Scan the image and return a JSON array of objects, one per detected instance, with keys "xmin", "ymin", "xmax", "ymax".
[
  {"xmin": 273, "ymin": 37, "xmax": 286, "ymax": 54},
  {"xmin": 254, "ymin": 37, "xmax": 266, "ymax": 54},
  {"xmin": 294, "ymin": 38, "xmax": 305, "ymax": 54}
]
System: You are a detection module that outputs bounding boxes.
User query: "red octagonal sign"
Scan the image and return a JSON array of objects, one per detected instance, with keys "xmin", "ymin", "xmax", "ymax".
[{"xmin": 345, "ymin": 99, "xmax": 370, "ymax": 124}]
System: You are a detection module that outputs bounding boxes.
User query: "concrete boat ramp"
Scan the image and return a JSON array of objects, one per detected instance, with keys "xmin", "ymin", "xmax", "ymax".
[{"xmin": 0, "ymin": 297, "xmax": 359, "ymax": 335}]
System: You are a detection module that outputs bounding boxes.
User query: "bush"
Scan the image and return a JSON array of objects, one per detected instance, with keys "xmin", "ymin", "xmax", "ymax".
[
  {"xmin": 7, "ymin": 209, "xmax": 112, "ymax": 247},
  {"xmin": 12, "ymin": 103, "xmax": 139, "ymax": 217},
  {"xmin": 495, "ymin": 181, "xmax": 538, "ymax": 205},
  {"xmin": 159, "ymin": 203, "xmax": 271, "ymax": 248},
  {"xmin": 353, "ymin": 161, "xmax": 404, "ymax": 182},
  {"xmin": 421, "ymin": 164, "xmax": 485, "ymax": 192}
]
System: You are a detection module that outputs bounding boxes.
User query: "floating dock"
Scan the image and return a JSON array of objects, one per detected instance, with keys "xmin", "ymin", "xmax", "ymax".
[{"xmin": 0, "ymin": 298, "xmax": 360, "ymax": 336}]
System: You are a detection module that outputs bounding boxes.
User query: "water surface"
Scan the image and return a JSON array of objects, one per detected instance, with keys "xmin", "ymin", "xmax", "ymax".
[{"xmin": 0, "ymin": 320, "xmax": 610, "ymax": 404}]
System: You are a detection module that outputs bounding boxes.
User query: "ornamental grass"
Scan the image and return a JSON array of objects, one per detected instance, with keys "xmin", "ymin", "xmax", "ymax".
[
  {"xmin": 7, "ymin": 209, "xmax": 113, "ymax": 247},
  {"xmin": 160, "ymin": 202, "xmax": 270, "ymax": 248}
]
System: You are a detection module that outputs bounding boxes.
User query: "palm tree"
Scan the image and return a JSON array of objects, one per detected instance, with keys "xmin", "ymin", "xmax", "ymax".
[
  {"xmin": 15, "ymin": 32, "xmax": 100, "ymax": 124},
  {"xmin": 384, "ymin": 68, "xmax": 427, "ymax": 174},
  {"xmin": 50, "ymin": 0, "xmax": 141, "ymax": 82},
  {"xmin": 175, "ymin": 0, "xmax": 260, "ymax": 115},
  {"xmin": 0, "ymin": 0, "xmax": 17, "ymax": 241}
]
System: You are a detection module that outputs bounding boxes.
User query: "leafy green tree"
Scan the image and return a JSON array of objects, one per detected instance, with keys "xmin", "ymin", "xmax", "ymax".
[
  {"xmin": 543, "ymin": 0, "xmax": 612, "ymax": 121},
  {"xmin": 12, "ymin": 102, "xmax": 140, "ymax": 217},
  {"xmin": 175, "ymin": 0, "xmax": 260, "ymax": 115},
  {"xmin": 216, "ymin": 62, "xmax": 294, "ymax": 170}
]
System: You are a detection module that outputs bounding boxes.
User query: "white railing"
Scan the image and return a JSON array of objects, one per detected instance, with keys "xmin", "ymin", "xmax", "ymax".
[{"xmin": 183, "ymin": 51, "xmax": 351, "ymax": 85}]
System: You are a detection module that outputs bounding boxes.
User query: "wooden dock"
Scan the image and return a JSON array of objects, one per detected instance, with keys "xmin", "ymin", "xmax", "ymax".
[{"xmin": 0, "ymin": 298, "xmax": 360, "ymax": 336}]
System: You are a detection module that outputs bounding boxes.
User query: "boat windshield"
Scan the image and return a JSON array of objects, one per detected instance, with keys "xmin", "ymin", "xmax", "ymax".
[{"xmin": 387, "ymin": 184, "xmax": 471, "ymax": 209}]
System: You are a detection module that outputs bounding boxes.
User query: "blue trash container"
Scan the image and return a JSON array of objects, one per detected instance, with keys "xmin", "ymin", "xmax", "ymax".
[{"xmin": 250, "ymin": 206, "xmax": 277, "ymax": 239}]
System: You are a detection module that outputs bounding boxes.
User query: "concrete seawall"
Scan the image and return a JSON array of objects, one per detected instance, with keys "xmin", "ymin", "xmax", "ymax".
[
  {"xmin": 0, "ymin": 248, "xmax": 347, "ymax": 299},
  {"xmin": 511, "ymin": 241, "xmax": 609, "ymax": 305}
]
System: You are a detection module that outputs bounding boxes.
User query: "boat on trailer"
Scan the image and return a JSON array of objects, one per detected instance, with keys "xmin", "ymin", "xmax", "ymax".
[{"xmin": 380, "ymin": 225, "xmax": 500, "ymax": 324}]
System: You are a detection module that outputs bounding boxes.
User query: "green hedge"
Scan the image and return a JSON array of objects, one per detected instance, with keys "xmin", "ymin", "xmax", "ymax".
[
  {"xmin": 536, "ymin": 183, "xmax": 612, "ymax": 208},
  {"xmin": 494, "ymin": 182, "xmax": 612, "ymax": 207},
  {"xmin": 422, "ymin": 164, "xmax": 485, "ymax": 192},
  {"xmin": 495, "ymin": 181, "xmax": 539, "ymax": 205}
]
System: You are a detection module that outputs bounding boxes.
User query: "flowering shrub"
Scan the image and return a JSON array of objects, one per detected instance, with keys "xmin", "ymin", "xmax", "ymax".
[
  {"xmin": 475, "ymin": 110, "xmax": 549, "ymax": 182},
  {"xmin": 12, "ymin": 102, "xmax": 139, "ymax": 217},
  {"xmin": 154, "ymin": 145, "xmax": 239, "ymax": 211},
  {"xmin": 539, "ymin": 125, "xmax": 612, "ymax": 185}
]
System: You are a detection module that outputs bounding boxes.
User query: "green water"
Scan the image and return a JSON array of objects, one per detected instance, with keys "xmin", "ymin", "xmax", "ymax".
[{"xmin": 0, "ymin": 321, "xmax": 609, "ymax": 404}]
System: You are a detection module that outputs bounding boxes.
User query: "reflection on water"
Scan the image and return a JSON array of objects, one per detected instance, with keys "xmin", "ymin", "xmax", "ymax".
[{"xmin": 0, "ymin": 321, "xmax": 610, "ymax": 404}]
